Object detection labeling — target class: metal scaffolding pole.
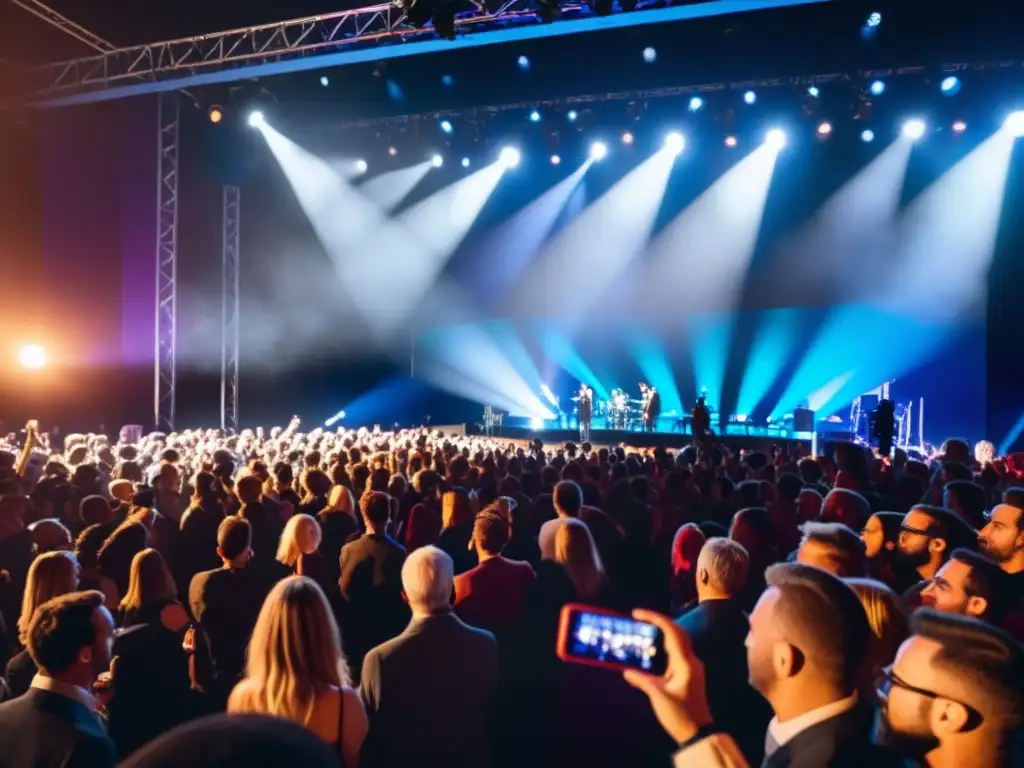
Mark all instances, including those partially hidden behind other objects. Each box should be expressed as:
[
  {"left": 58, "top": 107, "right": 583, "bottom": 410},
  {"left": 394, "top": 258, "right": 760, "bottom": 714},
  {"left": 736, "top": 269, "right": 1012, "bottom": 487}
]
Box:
[
  {"left": 221, "top": 186, "right": 240, "bottom": 433},
  {"left": 155, "top": 91, "right": 179, "bottom": 431},
  {"left": 6, "top": 0, "right": 115, "bottom": 53}
]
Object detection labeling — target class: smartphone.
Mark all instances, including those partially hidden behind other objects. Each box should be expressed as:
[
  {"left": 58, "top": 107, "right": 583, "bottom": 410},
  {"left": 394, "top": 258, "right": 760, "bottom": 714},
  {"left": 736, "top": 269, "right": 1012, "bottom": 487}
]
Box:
[{"left": 556, "top": 603, "right": 667, "bottom": 675}]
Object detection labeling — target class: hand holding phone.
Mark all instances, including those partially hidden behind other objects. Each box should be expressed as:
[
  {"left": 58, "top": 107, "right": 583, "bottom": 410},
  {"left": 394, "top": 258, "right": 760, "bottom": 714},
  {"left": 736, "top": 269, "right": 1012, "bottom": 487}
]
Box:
[
  {"left": 620, "top": 609, "right": 715, "bottom": 745},
  {"left": 556, "top": 604, "right": 667, "bottom": 675}
]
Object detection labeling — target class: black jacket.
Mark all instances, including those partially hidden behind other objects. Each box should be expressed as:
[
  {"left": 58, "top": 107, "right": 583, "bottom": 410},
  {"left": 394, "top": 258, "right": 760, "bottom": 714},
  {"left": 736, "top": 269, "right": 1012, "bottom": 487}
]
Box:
[
  {"left": 763, "top": 701, "right": 899, "bottom": 768},
  {"left": 0, "top": 687, "right": 116, "bottom": 768}
]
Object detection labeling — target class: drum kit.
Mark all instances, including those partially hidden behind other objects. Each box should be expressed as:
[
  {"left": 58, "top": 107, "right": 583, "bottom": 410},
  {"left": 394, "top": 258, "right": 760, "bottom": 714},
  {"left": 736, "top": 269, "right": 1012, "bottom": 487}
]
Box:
[{"left": 572, "top": 386, "right": 648, "bottom": 431}]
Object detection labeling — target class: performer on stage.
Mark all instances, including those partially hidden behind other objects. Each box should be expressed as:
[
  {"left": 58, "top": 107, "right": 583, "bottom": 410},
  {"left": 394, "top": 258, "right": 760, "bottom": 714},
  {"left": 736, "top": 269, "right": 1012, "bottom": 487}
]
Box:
[
  {"left": 577, "top": 384, "right": 593, "bottom": 442},
  {"left": 641, "top": 383, "right": 660, "bottom": 432}
]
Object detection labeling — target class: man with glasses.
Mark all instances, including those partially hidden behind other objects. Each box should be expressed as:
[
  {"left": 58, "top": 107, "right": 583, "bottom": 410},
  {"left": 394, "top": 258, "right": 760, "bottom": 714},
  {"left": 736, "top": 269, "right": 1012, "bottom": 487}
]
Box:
[
  {"left": 875, "top": 610, "right": 1024, "bottom": 767},
  {"left": 622, "top": 607, "right": 1023, "bottom": 768},
  {"left": 896, "top": 504, "right": 977, "bottom": 611}
]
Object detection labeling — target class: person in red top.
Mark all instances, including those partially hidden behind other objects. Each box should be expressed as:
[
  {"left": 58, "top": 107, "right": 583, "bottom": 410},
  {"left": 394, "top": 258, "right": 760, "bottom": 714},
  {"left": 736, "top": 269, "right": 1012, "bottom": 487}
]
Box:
[{"left": 453, "top": 506, "right": 534, "bottom": 638}]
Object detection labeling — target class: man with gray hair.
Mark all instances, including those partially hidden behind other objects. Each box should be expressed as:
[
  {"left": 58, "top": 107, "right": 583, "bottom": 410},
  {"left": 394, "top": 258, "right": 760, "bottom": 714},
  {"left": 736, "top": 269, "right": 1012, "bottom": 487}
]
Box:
[
  {"left": 360, "top": 545, "right": 498, "bottom": 767},
  {"left": 676, "top": 538, "right": 770, "bottom": 763}
]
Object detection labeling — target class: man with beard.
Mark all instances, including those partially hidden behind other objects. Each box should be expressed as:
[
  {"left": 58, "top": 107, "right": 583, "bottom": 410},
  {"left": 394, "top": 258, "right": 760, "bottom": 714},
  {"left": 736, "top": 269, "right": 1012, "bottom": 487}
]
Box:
[
  {"left": 875, "top": 610, "right": 1024, "bottom": 768},
  {"left": 919, "top": 548, "right": 1010, "bottom": 624},
  {"left": 979, "top": 498, "right": 1024, "bottom": 641},
  {"left": 896, "top": 505, "right": 977, "bottom": 612},
  {"left": 622, "top": 607, "right": 1024, "bottom": 768}
]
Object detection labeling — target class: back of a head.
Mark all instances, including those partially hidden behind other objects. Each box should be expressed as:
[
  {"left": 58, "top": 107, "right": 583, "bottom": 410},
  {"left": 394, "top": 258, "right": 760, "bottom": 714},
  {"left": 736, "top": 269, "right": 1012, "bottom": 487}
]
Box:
[
  {"left": 20, "top": 550, "right": 79, "bottom": 642},
  {"left": 765, "top": 562, "right": 871, "bottom": 694},
  {"left": 845, "top": 577, "right": 908, "bottom": 680},
  {"left": 553, "top": 479, "right": 583, "bottom": 517},
  {"left": 236, "top": 475, "right": 263, "bottom": 505},
  {"left": 74, "top": 524, "right": 108, "bottom": 570},
  {"left": 821, "top": 488, "right": 871, "bottom": 530},
  {"left": 218, "top": 515, "right": 252, "bottom": 561},
  {"left": 122, "top": 547, "right": 175, "bottom": 611},
  {"left": 555, "top": 517, "right": 604, "bottom": 598},
  {"left": 28, "top": 590, "right": 105, "bottom": 675},
  {"left": 359, "top": 491, "right": 391, "bottom": 529},
  {"left": 276, "top": 514, "right": 322, "bottom": 567},
  {"left": 698, "top": 537, "right": 749, "bottom": 598},
  {"left": 402, "top": 545, "right": 454, "bottom": 613},
  {"left": 119, "top": 714, "right": 342, "bottom": 768},
  {"left": 441, "top": 487, "right": 472, "bottom": 529},
  {"left": 909, "top": 609, "right": 1024, "bottom": 732},
  {"left": 799, "top": 521, "right": 867, "bottom": 577},
  {"left": 79, "top": 494, "right": 113, "bottom": 527},
  {"left": 473, "top": 510, "right": 510, "bottom": 557}
]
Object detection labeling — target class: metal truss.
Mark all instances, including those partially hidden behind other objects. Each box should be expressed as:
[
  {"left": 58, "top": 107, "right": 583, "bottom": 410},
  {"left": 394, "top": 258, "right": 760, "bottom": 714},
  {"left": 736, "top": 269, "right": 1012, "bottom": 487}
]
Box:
[
  {"left": 7, "top": 0, "right": 114, "bottom": 53},
  {"left": 30, "top": 0, "right": 637, "bottom": 98},
  {"left": 155, "top": 91, "right": 179, "bottom": 432},
  {"left": 220, "top": 186, "right": 241, "bottom": 434}
]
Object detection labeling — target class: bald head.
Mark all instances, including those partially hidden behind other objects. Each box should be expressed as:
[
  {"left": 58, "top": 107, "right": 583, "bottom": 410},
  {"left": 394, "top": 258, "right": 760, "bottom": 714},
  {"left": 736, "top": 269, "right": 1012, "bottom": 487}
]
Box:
[{"left": 401, "top": 545, "right": 454, "bottom": 614}]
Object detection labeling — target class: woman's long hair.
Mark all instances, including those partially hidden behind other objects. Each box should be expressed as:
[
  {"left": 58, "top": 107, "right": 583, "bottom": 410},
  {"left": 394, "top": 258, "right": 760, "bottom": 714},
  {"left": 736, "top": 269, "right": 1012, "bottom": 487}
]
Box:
[
  {"left": 276, "top": 514, "right": 322, "bottom": 568},
  {"left": 325, "top": 484, "right": 357, "bottom": 521},
  {"left": 554, "top": 518, "right": 606, "bottom": 600},
  {"left": 233, "top": 576, "right": 351, "bottom": 725},
  {"left": 18, "top": 551, "right": 79, "bottom": 643},
  {"left": 846, "top": 577, "right": 909, "bottom": 698},
  {"left": 119, "top": 548, "right": 176, "bottom": 613},
  {"left": 442, "top": 487, "right": 473, "bottom": 530}
]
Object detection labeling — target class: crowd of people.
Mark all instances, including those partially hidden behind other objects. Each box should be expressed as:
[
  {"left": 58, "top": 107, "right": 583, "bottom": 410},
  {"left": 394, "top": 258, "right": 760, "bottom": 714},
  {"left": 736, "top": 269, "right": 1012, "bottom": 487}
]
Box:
[{"left": 0, "top": 416, "right": 1021, "bottom": 767}]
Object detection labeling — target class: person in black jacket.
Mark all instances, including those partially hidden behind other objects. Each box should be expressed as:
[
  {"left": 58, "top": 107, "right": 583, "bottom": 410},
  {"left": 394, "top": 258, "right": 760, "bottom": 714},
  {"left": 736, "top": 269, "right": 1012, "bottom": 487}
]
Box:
[
  {"left": 338, "top": 491, "right": 409, "bottom": 678},
  {"left": 0, "top": 590, "right": 117, "bottom": 768},
  {"left": 676, "top": 538, "right": 771, "bottom": 764}
]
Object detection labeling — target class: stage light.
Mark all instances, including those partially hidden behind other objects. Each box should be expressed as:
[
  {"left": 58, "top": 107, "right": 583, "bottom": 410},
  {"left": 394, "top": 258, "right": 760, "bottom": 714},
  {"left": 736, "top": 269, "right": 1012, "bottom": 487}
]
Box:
[
  {"left": 621, "top": 131, "right": 634, "bottom": 145},
  {"left": 940, "top": 76, "right": 960, "bottom": 95},
  {"left": 589, "top": 141, "right": 608, "bottom": 161},
  {"left": 388, "top": 146, "right": 398, "bottom": 156},
  {"left": 320, "top": 76, "right": 329, "bottom": 87},
  {"left": 355, "top": 159, "right": 368, "bottom": 174},
  {"left": 764, "top": 128, "right": 786, "bottom": 150},
  {"left": 860, "top": 129, "right": 875, "bottom": 143},
  {"left": 440, "top": 119, "right": 453, "bottom": 134},
  {"left": 441, "top": 74, "right": 454, "bottom": 87},
  {"left": 744, "top": 90, "right": 757, "bottom": 105},
  {"left": 550, "top": 154, "right": 561, "bottom": 165},
  {"left": 866, "top": 11, "right": 881, "bottom": 27},
  {"left": 431, "top": 153, "right": 444, "bottom": 168},
  {"left": 460, "top": 157, "right": 471, "bottom": 169},
  {"left": 663, "top": 131, "right": 685, "bottom": 155},
  {"left": 724, "top": 135, "right": 738, "bottom": 148},
  {"left": 567, "top": 110, "right": 578, "bottom": 122},
  {"left": 517, "top": 55, "right": 530, "bottom": 71},
  {"left": 208, "top": 106, "right": 223, "bottom": 124},
  {"left": 530, "top": 417, "right": 544, "bottom": 430},
  {"left": 247, "top": 110, "right": 265, "bottom": 128},
  {"left": 643, "top": 47, "right": 656, "bottom": 63},
  {"left": 736, "top": 413, "right": 748, "bottom": 423},
  {"left": 816, "top": 121, "right": 833, "bottom": 137},
  {"left": 500, "top": 146, "right": 521, "bottom": 168},
  {"left": 1003, "top": 111, "right": 1024, "bottom": 137},
  {"left": 688, "top": 96, "right": 704, "bottom": 112},
  {"left": 901, "top": 118, "right": 926, "bottom": 140},
  {"left": 324, "top": 409, "right": 346, "bottom": 427},
  {"left": 529, "top": 109, "right": 541, "bottom": 123},
  {"left": 952, "top": 120, "right": 967, "bottom": 134},
  {"left": 18, "top": 344, "right": 46, "bottom": 370},
  {"left": 870, "top": 80, "right": 885, "bottom": 96},
  {"left": 807, "top": 86, "right": 820, "bottom": 98}
]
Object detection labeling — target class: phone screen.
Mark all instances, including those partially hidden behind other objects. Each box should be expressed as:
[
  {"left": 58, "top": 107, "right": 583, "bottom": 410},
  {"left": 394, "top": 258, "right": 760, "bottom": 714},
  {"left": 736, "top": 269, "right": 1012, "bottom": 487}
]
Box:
[{"left": 563, "top": 608, "right": 667, "bottom": 675}]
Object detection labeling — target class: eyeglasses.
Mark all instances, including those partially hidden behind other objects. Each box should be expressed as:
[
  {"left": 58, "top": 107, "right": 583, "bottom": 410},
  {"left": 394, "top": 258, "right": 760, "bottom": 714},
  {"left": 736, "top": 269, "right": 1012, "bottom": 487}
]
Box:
[
  {"left": 899, "top": 523, "right": 937, "bottom": 537},
  {"left": 875, "top": 668, "right": 984, "bottom": 726}
]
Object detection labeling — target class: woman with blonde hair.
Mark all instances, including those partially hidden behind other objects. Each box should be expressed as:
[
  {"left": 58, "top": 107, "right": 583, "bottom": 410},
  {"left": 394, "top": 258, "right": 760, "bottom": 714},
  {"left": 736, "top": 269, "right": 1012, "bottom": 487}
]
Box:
[
  {"left": 6, "top": 550, "right": 80, "bottom": 696},
  {"left": 554, "top": 518, "right": 607, "bottom": 601},
  {"left": 119, "top": 548, "right": 190, "bottom": 632},
  {"left": 324, "top": 484, "right": 358, "bottom": 523},
  {"left": 228, "top": 576, "right": 368, "bottom": 766},
  {"left": 845, "top": 577, "right": 909, "bottom": 698},
  {"left": 277, "top": 513, "right": 329, "bottom": 587}
]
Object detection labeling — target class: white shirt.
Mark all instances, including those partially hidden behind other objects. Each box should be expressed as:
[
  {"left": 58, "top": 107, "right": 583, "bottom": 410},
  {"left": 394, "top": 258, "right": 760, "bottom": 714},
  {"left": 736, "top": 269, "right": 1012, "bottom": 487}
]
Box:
[
  {"left": 766, "top": 692, "right": 858, "bottom": 755},
  {"left": 538, "top": 517, "right": 568, "bottom": 560},
  {"left": 30, "top": 673, "right": 99, "bottom": 714}
]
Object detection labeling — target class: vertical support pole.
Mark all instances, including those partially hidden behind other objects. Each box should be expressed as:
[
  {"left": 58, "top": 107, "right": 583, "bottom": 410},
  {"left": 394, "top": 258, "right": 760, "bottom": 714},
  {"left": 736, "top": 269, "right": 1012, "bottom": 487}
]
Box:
[
  {"left": 221, "top": 186, "right": 240, "bottom": 433},
  {"left": 155, "top": 91, "right": 179, "bottom": 432}
]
